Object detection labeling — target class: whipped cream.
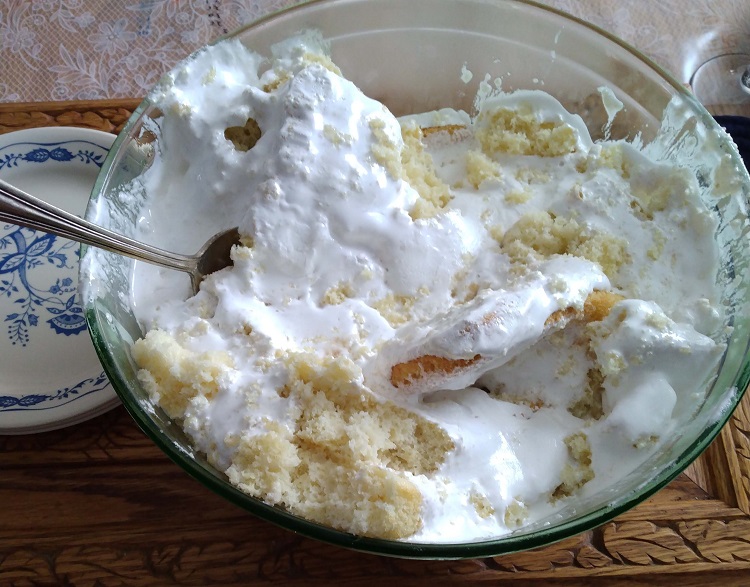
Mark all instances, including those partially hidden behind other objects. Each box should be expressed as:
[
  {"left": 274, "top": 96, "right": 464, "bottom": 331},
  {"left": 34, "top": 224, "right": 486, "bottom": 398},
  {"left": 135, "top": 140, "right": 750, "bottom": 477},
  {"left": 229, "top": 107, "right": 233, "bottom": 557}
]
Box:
[{"left": 124, "top": 33, "right": 726, "bottom": 542}]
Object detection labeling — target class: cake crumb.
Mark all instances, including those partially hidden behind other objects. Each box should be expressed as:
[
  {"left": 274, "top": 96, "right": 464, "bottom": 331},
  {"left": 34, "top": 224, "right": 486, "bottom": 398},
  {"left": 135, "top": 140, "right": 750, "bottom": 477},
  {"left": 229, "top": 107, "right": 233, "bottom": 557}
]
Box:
[
  {"left": 324, "top": 124, "right": 353, "bottom": 146},
  {"left": 372, "top": 293, "right": 418, "bottom": 327},
  {"left": 322, "top": 282, "right": 355, "bottom": 306},
  {"left": 551, "top": 432, "right": 594, "bottom": 501},
  {"left": 568, "top": 368, "right": 605, "bottom": 420},
  {"left": 504, "top": 499, "right": 528, "bottom": 528},
  {"left": 401, "top": 124, "right": 452, "bottom": 219},
  {"left": 515, "top": 167, "right": 551, "bottom": 184},
  {"left": 470, "top": 491, "right": 495, "bottom": 518},
  {"left": 465, "top": 149, "right": 501, "bottom": 188},
  {"left": 371, "top": 121, "right": 452, "bottom": 219},
  {"left": 505, "top": 188, "right": 533, "bottom": 204},
  {"left": 501, "top": 211, "right": 630, "bottom": 278},
  {"left": 225, "top": 117, "right": 262, "bottom": 152},
  {"left": 132, "top": 330, "right": 234, "bottom": 420},
  {"left": 477, "top": 105, "right": 578, "bottom": 157}
]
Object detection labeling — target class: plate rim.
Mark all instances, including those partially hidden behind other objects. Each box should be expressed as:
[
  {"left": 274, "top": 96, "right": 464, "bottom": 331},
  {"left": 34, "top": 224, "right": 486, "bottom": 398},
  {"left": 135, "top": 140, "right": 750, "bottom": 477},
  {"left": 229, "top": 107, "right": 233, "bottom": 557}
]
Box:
[{"left": 0, "top": 126, "right": 120, "bottom": 434}]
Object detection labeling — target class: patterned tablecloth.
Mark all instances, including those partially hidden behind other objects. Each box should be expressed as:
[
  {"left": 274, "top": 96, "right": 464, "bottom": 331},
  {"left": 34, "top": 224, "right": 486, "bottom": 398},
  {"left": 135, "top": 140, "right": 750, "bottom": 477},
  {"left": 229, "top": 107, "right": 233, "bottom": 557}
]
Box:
[{"left": 1, "top": 0, "right": 749, "bottom": 104}]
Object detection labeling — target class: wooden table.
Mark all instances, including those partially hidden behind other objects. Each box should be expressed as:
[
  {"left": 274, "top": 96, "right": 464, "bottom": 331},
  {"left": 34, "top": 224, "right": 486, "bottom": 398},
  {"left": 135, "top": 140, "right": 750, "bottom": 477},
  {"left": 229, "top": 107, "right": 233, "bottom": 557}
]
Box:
[{"left": 2, "top": 100, "right": 750, "bottom": 586}]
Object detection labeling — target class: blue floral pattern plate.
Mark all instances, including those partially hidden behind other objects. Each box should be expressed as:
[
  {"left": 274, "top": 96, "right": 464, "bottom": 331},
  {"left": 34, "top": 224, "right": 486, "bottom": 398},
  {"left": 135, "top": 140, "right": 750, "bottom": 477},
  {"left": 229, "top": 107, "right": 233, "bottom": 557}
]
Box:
[{"left": 0, "top": 127, "right": 119, "bottom": 434}]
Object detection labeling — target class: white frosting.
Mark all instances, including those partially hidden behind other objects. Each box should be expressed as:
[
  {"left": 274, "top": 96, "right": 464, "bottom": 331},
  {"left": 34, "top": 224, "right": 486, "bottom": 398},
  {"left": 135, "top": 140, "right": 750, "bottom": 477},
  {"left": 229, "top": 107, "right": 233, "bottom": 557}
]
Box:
[{"left": 125, "top": 36, "right": 726, "bottom": 543}]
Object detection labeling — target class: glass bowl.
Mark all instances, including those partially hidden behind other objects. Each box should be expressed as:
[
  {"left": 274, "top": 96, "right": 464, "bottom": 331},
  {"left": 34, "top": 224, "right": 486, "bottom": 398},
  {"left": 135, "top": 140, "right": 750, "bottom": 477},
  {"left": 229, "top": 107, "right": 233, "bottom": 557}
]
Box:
[{"left": 80, "top": 0, "right": 750, "bottom": 559}]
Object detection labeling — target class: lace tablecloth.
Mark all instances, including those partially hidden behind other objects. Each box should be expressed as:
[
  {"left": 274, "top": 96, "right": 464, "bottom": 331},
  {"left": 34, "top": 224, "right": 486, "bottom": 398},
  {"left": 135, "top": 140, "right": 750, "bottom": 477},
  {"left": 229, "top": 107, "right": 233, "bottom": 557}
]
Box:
[{"left": 2, "top": 0, "right": 749, "bottom": 103}]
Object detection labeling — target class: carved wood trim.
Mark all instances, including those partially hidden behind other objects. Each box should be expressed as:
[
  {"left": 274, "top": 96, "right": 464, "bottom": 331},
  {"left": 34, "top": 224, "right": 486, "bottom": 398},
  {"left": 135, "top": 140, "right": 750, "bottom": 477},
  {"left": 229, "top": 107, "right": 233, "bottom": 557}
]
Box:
[{"left": 685, "top": 392, "right": 750, "bottom": 514}]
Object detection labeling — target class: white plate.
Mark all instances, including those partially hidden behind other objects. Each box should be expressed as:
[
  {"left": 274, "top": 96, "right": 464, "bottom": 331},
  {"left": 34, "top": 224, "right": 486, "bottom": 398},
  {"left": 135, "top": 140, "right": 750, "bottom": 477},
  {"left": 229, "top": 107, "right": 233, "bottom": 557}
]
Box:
[{"left": 0, "top": 127, "right": 119, "bottom": 434}]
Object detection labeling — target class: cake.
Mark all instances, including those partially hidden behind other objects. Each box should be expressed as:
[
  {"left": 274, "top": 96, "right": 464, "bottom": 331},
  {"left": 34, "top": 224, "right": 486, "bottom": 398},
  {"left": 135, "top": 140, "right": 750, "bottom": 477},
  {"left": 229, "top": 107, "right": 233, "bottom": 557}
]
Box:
[{"left": 124, "top": 32, "right": 725, "bottom": 542}]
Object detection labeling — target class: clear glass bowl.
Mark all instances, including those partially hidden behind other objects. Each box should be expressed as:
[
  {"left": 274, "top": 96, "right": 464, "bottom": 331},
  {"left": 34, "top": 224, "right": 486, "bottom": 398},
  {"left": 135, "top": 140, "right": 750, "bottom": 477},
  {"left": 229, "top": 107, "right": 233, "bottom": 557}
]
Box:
[{"left": 81, "top": 0, "right": 750, "bottom": 559}]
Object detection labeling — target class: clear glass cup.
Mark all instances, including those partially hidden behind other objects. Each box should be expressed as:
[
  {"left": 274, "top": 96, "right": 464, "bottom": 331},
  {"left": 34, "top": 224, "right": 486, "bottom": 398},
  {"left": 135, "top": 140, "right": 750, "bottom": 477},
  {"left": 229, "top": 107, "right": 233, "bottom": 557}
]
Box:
[{"left": 690, "top": 52, "right": 750, "bottom": 116}]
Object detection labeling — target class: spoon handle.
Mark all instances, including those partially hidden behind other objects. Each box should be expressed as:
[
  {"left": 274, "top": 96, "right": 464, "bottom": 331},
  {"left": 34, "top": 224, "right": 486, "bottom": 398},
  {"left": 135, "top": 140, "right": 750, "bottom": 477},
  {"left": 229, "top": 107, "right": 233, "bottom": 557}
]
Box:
[{"left": 0, "top": 178, "right": 197, "bottom": 274}]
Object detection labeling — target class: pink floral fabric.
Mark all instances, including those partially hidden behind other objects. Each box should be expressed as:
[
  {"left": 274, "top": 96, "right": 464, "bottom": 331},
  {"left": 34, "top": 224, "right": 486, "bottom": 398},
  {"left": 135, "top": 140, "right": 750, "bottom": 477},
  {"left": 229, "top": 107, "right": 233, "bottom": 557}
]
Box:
[{"left": 1, "top": 0, "right": 749, "bottom": 103}]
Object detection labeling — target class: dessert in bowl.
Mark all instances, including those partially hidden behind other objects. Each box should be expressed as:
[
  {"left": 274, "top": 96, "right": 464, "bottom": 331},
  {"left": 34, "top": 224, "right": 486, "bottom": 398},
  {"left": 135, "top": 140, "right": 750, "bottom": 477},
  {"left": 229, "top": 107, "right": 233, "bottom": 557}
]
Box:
[{"left": 81, "top": 0, "right": 750, "bottom": 558}]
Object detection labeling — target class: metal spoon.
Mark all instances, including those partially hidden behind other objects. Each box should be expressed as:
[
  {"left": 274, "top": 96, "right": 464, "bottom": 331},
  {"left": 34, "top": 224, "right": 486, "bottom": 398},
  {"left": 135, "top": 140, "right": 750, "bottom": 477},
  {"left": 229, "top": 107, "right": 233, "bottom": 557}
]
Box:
[{"left": 0, "top": 178, "right": 240, "bottom": 293}]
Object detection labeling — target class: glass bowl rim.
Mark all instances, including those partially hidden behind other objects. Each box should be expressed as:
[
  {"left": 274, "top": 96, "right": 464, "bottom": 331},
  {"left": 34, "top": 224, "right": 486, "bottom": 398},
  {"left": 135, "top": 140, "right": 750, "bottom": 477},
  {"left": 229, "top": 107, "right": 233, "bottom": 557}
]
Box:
[{"left": 84, "top": 0, "right": 750, "bottom": 559}]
